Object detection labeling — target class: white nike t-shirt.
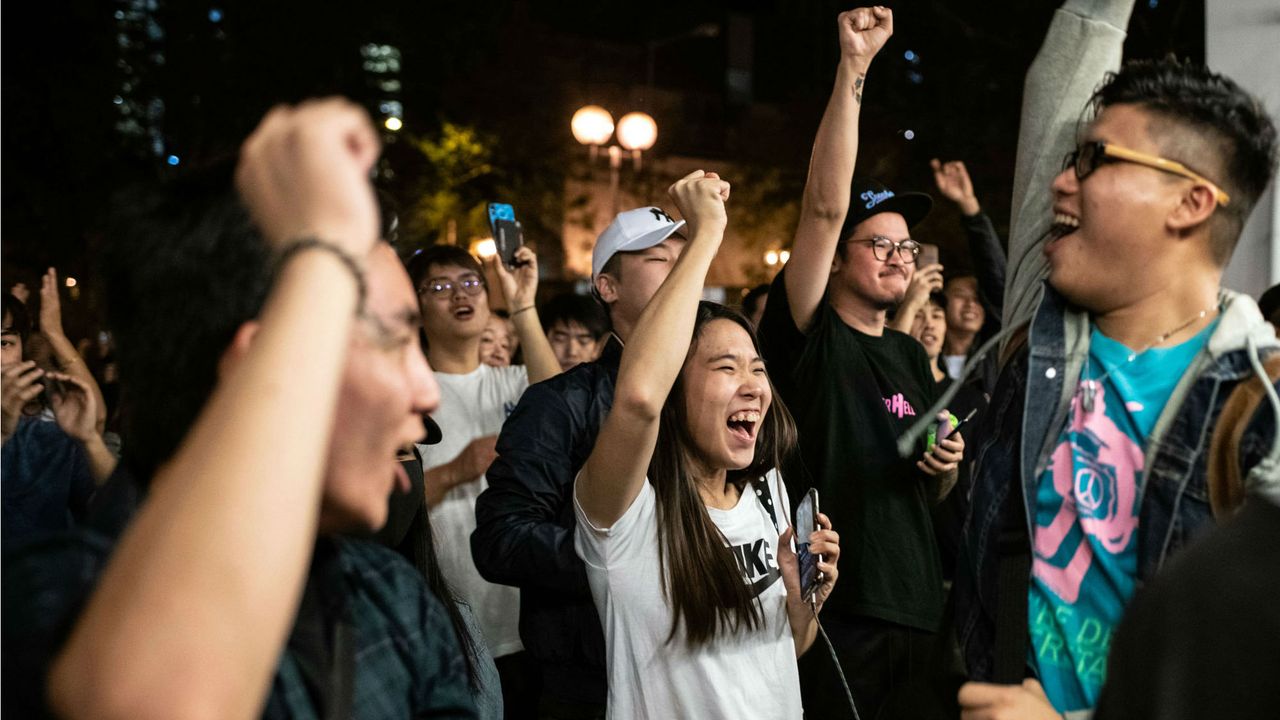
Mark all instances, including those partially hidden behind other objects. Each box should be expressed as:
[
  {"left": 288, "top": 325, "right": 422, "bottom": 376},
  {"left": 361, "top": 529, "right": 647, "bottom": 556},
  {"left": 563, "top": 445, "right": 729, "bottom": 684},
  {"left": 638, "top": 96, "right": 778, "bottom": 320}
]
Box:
[
  {"left": 574, "top": 470, "right": 803, "bottom": 720},
  {"left": 419, "top": 363, "right": 527, "bottom": 659}
]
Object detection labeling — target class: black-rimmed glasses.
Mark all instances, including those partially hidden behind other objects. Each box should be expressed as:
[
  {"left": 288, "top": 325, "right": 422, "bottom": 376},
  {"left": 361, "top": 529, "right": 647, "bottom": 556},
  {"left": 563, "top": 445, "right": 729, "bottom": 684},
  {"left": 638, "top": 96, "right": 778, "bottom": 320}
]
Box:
[{"left": 847, "top": 236, "right": 921, "bottom": 263}]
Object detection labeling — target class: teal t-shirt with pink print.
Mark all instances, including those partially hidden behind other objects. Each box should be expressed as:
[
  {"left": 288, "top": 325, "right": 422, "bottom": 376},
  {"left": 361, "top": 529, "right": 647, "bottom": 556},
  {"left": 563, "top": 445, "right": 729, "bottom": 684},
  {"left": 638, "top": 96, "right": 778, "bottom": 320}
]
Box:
[{"left": 1028, "top": 320, "right": 1215, "bottom": 712}]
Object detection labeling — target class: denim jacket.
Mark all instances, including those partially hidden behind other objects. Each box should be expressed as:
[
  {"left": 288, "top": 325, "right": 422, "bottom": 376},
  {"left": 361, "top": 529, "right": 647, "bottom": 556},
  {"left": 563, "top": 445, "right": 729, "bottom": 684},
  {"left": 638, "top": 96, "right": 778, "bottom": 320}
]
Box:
[
  {"left": 953, "top": 284, "right": 1280, "bottom": 681},
  {"left": 903, "top": 0, "right": 1280, "bottom": 691}
]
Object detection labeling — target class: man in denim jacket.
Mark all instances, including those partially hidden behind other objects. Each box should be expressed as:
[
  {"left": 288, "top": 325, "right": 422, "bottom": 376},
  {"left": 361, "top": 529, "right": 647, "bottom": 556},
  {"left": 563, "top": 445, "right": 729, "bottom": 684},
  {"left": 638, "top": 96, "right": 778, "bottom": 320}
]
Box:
[{"left": 937, "top": 1, "right": 1280, "bottom": 717}]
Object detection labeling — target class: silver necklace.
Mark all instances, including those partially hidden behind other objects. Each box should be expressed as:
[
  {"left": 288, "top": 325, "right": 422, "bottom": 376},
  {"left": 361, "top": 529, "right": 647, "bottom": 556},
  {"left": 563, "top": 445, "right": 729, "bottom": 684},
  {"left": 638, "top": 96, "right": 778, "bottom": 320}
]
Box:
[{"left": 1079, "top": 304, "right": 1219, "bottom": 414}]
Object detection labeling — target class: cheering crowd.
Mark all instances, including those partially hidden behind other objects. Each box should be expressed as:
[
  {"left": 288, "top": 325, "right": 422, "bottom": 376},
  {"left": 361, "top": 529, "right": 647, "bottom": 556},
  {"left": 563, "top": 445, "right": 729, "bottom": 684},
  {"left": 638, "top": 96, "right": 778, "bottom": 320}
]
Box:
[{"left": 3, "top": 1, "right": 1279, "bottom": 719}]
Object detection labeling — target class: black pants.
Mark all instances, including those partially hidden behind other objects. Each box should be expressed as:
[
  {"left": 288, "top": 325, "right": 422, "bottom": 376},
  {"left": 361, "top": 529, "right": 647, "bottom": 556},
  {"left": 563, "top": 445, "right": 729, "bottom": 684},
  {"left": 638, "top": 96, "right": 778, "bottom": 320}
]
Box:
[{"left": 799, "top": 614, "right": 939, "bottom": 720}]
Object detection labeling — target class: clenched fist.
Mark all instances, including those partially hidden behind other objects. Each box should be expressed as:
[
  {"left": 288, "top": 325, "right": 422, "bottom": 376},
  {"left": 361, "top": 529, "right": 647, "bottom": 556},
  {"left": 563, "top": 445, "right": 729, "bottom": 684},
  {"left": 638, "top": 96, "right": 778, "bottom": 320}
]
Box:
[
  {"left": 838, "top": 6, "right": 893, "bottom": 65},
  {"left": 667, "top": 170, "right": 731, "bottom": 240},
  {"left": 235, "top": 98, "right": 382, "bottom": 256}
]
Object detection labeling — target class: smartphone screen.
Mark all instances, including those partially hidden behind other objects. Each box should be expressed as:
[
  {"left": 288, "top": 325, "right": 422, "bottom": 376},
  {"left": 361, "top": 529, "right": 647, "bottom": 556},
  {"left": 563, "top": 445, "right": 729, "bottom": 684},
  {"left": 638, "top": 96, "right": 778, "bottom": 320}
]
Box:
[{"left": 795, "top": 488, "right": 820, "bottom": 603}]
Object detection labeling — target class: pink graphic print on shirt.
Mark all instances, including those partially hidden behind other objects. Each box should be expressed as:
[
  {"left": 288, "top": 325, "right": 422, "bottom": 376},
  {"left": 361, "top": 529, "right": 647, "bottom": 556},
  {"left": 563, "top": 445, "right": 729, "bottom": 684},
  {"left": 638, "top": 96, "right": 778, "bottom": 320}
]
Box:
[
  {"left": 883, "top": 393, "right": 916, "bottom": 418},
  {"left": 1032, "top": 383, "right": 1143, "bottom": 604}
]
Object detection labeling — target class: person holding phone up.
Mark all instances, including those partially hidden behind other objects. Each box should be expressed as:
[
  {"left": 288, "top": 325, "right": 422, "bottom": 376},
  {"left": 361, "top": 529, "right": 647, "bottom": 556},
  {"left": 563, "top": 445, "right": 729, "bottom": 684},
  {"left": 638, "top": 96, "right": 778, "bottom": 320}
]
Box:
[
  {"left": 573, "top": 169, "right": 841, "bottom": 719},
  {"left": 754, "top": 7, "right": 965, "bottom": 719}
]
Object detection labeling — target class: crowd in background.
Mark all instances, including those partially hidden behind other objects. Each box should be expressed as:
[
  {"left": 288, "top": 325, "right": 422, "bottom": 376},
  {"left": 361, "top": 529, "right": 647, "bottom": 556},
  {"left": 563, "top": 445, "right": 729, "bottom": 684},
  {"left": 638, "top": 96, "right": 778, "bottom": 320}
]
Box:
[{"left": 3, "top": 2, "right": 1280, "bottom": 720}]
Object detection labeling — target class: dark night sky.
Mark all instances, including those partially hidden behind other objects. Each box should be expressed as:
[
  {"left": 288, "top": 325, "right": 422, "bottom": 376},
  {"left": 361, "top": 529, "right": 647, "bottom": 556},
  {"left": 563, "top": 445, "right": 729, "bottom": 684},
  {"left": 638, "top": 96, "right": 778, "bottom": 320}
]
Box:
[{"left": 1, "top": 0, "right": 1203, "bottom": 333}]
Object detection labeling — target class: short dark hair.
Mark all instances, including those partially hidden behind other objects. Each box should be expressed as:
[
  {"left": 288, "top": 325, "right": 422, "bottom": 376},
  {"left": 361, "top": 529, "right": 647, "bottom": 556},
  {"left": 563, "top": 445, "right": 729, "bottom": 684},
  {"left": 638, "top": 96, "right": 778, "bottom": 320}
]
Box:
[
  {"left": 741, "top": 284, "right": 770, "bottom": 318},
  {"left": 540, "top": 292, "right": 609, "bottom": 339},
  {"left": 102, "top": 169, "right": 272, "bottom": 482},
  {"left": 3, "top": 293, "right": 32, "bottom": 345},
  {"left": 591, "top": 250, "right": 626, "bottom": 317},
  {"left": 405, "top": 245, "right": 483, "bottom": 290},
  {"left": 1091, "top": 57, "right": 1278, "bottom": 264},
  {"left": 598, "top": 252, "right": 623, "bottom": 281}
]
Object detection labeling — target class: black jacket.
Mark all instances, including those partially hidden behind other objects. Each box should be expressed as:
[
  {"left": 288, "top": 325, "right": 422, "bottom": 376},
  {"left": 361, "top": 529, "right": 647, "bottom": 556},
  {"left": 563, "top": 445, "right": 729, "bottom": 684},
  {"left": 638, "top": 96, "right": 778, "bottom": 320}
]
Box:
[
  {"left": 957, "top": 210, "right": 1006, "bottom": 398},
  {"left": 470, "top": 337, "right": 620, "bottom": 710}
]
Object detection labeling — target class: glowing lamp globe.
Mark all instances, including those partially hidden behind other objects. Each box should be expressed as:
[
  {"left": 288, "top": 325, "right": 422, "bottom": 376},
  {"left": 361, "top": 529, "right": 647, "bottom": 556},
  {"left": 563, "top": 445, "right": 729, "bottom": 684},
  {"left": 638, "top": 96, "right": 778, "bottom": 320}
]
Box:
[
  {"left": 571, "top": 105, "right": 615, "bottom": 146},
  {"left": 616, "top": 112, "right": 657, "bottom": 151}
]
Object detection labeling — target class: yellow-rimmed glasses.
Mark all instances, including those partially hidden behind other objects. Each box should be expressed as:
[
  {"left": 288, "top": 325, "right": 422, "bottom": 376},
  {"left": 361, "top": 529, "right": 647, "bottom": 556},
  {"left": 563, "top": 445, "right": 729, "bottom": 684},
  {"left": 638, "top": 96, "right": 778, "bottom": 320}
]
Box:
[{"left": 1063, "top": 141, "right": 1230, "bottom": 206}]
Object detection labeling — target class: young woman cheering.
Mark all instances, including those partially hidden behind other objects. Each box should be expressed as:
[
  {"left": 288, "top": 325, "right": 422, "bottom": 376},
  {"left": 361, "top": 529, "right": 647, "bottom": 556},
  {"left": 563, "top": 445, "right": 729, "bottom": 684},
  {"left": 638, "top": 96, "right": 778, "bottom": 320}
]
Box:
[{"left": 574, "top": 170, "right": 841, "bottom": 719}]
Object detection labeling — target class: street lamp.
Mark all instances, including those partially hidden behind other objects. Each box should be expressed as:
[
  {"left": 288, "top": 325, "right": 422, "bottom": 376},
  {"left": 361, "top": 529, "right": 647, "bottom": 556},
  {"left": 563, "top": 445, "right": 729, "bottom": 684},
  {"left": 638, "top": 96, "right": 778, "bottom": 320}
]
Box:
[
  {"left": 571, "top": 105, "right": 615, "bottom": 161},
  {"left": 573, "top": 105, "right": 658, "bottom": 213},
  {"left": 616, "top": 111, "right": 657, "bottom": 170}
]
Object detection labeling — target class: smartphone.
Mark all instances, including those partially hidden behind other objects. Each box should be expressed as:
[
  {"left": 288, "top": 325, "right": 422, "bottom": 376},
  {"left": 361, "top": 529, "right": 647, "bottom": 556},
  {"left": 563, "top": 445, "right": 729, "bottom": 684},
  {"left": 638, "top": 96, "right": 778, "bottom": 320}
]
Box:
[
  {"left": 946, "top": 408, "right": 978, "bottom": 440},
  {"left": 494, "top": 219, "right": 525, "bottom": 267},
  {"left": 486, "top": 202, "right": 515, "bottom": 228},
  {"left": 486, "top": 202, "right": 524, "bottom": 267},
  {"left": 795, "top": 488, "right": 821, "bottom": 605},
  {"left": 919, "top": 242, "right": 940, "bottom": 268}
]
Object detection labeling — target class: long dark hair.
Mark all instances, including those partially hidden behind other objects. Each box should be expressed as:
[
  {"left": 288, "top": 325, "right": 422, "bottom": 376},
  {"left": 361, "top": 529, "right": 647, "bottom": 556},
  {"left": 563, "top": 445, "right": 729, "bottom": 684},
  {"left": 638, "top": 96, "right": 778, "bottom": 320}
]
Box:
[{"left": 649, "top": 302, "right": 797, "bottom": 647}]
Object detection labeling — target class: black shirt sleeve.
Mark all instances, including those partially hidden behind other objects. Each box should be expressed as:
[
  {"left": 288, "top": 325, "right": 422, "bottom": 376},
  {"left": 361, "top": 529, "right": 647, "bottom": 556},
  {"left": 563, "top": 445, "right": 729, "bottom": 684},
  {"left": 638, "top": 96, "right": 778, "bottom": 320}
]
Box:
[
  {"left": 960, "top": 211, "right": 1006, "bottom": 330},
  {"left": 756, "top": 267, "right": 810, "bottom": 384}
]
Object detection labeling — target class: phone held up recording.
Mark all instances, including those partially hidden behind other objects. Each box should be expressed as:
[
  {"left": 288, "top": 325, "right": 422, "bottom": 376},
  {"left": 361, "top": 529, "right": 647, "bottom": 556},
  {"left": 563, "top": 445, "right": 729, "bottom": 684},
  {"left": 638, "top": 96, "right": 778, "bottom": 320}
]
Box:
[
  {"left": 795, "top": 488, "right": 822, "bottom": 608},
  {"left": 487, "top": 202, "right": 525, "bottom": 268}
]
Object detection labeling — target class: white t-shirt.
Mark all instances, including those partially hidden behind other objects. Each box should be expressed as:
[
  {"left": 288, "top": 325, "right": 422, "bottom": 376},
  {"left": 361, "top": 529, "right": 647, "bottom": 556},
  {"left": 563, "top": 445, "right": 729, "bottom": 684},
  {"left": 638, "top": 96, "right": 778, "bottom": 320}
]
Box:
[
  {"left": 419, "top": 363, "right": 528, "bottom": 659},
  {"left": 944, "top": 354, "right": 966, "bottom": 380},
  {"left": 574, "top": 470, "right": 803, "bottom": 720}
]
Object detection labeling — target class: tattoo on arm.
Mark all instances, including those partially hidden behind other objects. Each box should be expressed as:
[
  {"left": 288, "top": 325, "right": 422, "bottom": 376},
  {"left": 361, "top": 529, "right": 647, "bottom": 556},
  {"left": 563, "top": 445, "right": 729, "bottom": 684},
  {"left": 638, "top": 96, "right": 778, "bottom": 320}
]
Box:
[{"left": 854, "top": 75, "right": 864, "bottom": 105}]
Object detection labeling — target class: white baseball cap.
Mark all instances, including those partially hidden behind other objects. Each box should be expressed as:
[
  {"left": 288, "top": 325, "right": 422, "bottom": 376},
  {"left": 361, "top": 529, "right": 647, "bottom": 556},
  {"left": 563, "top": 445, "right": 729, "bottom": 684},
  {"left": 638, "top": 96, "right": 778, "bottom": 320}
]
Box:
[{"left": 591, "top": 207, "right": 686, "bottom": 280}]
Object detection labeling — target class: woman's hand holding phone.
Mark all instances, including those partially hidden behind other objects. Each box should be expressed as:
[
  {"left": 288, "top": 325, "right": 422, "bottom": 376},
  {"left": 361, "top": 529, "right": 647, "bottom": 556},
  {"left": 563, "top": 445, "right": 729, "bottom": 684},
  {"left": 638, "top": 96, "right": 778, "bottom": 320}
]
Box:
[{"left": 779, "top": 511, "right": 840, "bottom": 615}]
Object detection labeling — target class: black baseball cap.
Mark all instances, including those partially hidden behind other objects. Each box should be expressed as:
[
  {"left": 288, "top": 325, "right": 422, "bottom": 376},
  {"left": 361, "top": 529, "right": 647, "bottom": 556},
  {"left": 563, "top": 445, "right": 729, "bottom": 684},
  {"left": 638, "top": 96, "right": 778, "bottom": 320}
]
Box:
[{"left": 839, "top": 177, "right": 933, "bottom": 242}]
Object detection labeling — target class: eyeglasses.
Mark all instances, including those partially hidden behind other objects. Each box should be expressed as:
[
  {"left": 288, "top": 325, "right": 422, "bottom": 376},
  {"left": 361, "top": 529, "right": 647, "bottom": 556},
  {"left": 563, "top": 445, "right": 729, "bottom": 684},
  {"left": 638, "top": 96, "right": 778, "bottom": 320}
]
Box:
[
  {"left": 1063, "top": 141, "right": 1230, "bottom": 207},
  {"left": 847, "top": 236, "right": 921, "bottom": 263},
  {"left": 418, "top": 273, "right": 485, "bottom": 298}
]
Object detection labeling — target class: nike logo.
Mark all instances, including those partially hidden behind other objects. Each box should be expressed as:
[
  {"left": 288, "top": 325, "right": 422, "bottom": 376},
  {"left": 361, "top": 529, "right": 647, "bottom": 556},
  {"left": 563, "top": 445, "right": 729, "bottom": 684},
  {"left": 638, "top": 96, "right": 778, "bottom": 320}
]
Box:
[{"left": 747, "top": 567, "right": 782, "bottom": 598}]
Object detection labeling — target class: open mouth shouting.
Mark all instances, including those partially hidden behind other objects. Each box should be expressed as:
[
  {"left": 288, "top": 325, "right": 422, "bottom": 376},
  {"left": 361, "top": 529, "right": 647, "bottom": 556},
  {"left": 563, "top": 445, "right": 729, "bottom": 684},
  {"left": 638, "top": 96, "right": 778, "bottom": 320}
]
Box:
[
  {"left": 1048, "top": 210, "right": 1080, "bottom": 241},
  {"left": 726, "top": 409, "right": 761, "bottom": 445},
  {"left": 451, "top": 303, "right": 476, "bottom": 321}
]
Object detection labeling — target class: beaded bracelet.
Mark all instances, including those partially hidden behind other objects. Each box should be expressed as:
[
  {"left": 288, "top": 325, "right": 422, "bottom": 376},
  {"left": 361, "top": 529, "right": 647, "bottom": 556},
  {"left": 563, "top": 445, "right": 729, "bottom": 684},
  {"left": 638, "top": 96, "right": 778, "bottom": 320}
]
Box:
[{"left": 276, "top": 238, "right": 367, "bottom": 312}]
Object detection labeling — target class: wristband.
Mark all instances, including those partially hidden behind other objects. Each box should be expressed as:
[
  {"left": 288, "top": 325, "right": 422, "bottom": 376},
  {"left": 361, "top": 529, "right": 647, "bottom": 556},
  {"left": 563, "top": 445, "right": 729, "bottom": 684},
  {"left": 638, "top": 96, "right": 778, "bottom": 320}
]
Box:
[
  {"left": 276, "top": 237, "right": 367, "bottom": 312},
  {"left": 511, "top": 305, "right": 536, "bottom": 317}
]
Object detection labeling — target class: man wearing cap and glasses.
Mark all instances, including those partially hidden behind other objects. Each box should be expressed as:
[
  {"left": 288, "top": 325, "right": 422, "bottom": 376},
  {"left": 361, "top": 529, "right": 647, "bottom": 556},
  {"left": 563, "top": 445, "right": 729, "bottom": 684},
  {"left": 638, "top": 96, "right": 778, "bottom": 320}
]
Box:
[
  {"left": 754, "top": 7, "right": 965, "bottom": 719},
  {"left": 471, "top": 206, "right": 687, "bottom": 719}
]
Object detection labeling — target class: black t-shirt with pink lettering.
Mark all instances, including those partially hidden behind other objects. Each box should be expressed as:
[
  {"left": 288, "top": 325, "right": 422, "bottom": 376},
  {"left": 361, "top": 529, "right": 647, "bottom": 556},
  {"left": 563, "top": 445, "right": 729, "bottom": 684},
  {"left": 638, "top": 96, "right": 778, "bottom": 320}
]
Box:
[{"left": 757, "top": 268, "right": 943, "bottom": 631}]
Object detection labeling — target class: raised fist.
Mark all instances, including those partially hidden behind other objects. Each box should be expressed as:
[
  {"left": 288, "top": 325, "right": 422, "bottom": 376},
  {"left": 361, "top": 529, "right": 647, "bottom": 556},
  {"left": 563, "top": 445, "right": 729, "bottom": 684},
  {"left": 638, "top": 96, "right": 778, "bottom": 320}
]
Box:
[
  {"left": 235, "top": 98, "right": 382, "bottom": 256},
  {"left": 838, "top": 6, "right": 893, "bottom": 64},
  {"left": 667, "top": 170, "right": 731, "bottom": 239}
]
